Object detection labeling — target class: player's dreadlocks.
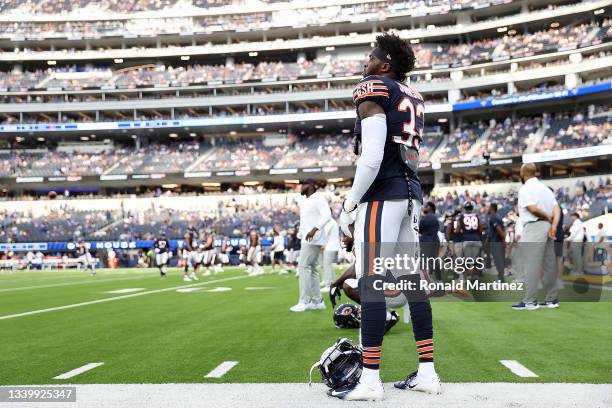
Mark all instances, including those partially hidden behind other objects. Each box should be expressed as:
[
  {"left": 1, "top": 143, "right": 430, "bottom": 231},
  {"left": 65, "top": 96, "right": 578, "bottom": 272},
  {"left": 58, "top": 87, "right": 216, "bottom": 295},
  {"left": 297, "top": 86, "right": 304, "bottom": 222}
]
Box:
[{"left": 375, "top": 33, "right": 416, "bottom": 82}]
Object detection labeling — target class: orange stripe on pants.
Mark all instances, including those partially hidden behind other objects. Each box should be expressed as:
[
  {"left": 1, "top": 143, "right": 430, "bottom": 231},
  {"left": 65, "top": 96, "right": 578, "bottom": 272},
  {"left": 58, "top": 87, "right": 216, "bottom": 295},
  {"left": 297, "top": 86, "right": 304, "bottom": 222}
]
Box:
[{"left": 368, "top": 201, "right": 379, "bottom": 276}]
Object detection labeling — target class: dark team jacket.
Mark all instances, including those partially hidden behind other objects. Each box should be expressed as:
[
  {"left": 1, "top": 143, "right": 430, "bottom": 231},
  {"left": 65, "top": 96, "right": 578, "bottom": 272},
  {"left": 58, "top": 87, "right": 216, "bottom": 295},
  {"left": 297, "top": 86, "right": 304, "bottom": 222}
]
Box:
[
  {"left": 155, "top": 239, "right": 169, "bottom": 253},
  {"left": 353, "top": 75, "right": 424, "bottom": 204},
  {"left": 487, "top": 213, "right": 504, "bottom": 243}
]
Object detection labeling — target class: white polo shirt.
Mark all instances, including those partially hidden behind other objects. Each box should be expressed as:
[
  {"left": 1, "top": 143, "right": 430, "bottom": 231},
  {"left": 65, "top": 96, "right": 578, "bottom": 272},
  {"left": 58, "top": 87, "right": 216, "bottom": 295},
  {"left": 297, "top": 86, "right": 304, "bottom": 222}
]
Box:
[
  {"left": 517, "top": 177, "right": 557, "bottom": 224},
  {"left": 567, "top": 218, "right": 584, "bottom": 242},
  {"left": 298, "top": 192, "right": 332, "bottom": 246}
]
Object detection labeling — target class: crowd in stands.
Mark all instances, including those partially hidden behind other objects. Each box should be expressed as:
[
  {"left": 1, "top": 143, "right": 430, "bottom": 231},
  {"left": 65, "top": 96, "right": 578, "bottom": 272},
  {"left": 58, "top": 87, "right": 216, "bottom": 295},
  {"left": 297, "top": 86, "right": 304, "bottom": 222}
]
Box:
[
  {"left": 1, "top": 19, "right": 609, "bottom": 94},
  {"left": 475, "top": 117, "right": 540, "bottom": 158},
  {"left": 1, "top": 176, "right": 609, "bottom": 244},
  {"left": 109, "top": 142, "right": 206, "bottom": 175},
  {"left": 192, "top": 139, "right": 286, "bottom": 172},
  {"left": 0, "top": 149, "right": 119, "bottom": 177},
  {"left": 0, "top": 207, "right": 116, "bottom": 243},
  {"left": 0, "top": 104, "right": 609, "bottom": 179},
  {"left": 435, "top": 122, "right": 486, "bottom": 162},
  {"left": 537, "top": 109, "right": 612, "bottom": 152},
  {"left": 104, "top": 199, "right": 301, "bottom": 242},
  {"left": 0, "top": 1, "right": 603, "bottom": 43},
  {"left": 0, "top": 134, "right": 358, "bottom": 177}
]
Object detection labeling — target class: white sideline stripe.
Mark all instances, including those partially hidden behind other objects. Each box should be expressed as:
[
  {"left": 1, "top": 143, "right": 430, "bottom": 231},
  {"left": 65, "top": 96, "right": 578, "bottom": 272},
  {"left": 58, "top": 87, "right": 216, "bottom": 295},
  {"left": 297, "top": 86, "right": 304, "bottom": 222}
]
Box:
[
  {"left": 105, "top": 288, "right": 145, "bottom": 294},
  {"left": 0, "top": 275, "right": 251, "bottom": 321},
  {"left": 8, "top": 383, "right": 612, "bottom": 408},
  {"left": 53, "top": 363, "right": 104, "bottom": 380},
  {"left": 0, "top": 276, "right": 151, "bottom": 293},
  {"left": 245, "top": 286, "right": 276, "bottom": 290},
  {"left": 500, "top": 360, "right": 539, "bottom": 377},
  {"left": 205, "top": 361, "right": 238, "bottom": 378}
]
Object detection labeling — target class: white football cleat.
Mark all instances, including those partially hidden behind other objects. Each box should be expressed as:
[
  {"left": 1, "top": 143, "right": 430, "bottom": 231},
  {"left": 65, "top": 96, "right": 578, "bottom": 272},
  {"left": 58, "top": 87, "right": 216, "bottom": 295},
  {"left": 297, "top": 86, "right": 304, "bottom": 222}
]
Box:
[
  {"left": 394, "top": 370, "right": 442, "bottom": 394},
  {"left": 307, "top": 301, "right": 326, "bottom": 310},
  {"left": 189, "top": 273, "right": 199, "bottom": 280},
  {"left": 289, "top": 302, "right": 308, "bottom": 312},
  {"left": 183, "top": 276, "right": 192, "bottom": 282},
  {"left": 328, "top": 380, "right": 384, "bottom": 401},
  {"left": 320, "top": 286, "right": 330, "bottom": 293}
]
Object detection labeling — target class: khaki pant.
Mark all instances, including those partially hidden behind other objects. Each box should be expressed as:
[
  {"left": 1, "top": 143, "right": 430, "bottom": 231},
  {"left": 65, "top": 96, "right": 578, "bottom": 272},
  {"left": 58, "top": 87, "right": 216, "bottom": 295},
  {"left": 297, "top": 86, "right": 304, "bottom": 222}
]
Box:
[
  {"left": 298, "top": 242, "right": 323, "bottom": 304},
  {"left": 321, "top": 250, "right": 337, "bottom": 287},
  {"left": 519, "top": 220, "right": 558, "bottom": 304},
  {"left": 568, "top": 243, "right": 584, "bottom": 275}
]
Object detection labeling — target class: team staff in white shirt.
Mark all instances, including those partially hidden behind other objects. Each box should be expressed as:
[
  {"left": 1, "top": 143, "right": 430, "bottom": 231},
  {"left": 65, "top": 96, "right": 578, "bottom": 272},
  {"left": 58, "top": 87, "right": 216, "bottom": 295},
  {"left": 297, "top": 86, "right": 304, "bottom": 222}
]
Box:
[
  {"left": 514, "top": 163, "right": 561, "bottom": 310},
  {"left": 566, "top": 212, "right": 585, "bottom": 274},
  {"left": 290, "top": 179, "right": 332, "bottom": 312}
]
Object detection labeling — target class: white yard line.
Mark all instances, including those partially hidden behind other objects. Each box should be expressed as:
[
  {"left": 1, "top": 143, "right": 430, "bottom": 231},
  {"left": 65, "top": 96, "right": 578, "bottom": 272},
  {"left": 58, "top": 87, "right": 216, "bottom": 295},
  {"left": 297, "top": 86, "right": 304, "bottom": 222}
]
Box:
[
  {"left": 499, "top": 360, "right": 539, "bottom": 377},
  {"left": 105, "top": 288, "right": 145, "bottom": 294},
  {"left": 53, "top": 363, "right": 104, "bottom": 380},
  {"left": 0, "top": 271, "right": 153, "bottom": 285},
  {"left": 0, "top": 276, "right": 151, "bottom": 293},
  {"left": 204, "top": 362, "right": 239, "bottom": 378},
  {"left": 0, "top": 275, "right": 251, "bottom": 321}
]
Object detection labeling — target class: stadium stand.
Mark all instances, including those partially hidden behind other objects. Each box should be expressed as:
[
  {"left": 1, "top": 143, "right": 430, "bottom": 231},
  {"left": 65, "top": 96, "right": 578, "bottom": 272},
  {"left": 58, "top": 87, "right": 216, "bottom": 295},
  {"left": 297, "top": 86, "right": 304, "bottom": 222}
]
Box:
[{"left": 1, "top": 20, "right": 610, "bottom": 93}]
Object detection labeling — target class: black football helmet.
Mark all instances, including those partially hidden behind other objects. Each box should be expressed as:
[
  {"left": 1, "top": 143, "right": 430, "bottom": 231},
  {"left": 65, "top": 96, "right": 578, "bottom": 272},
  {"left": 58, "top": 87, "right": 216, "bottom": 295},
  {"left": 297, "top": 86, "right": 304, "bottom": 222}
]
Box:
[
  {"left": 309, "top": 338, "right": 362, "bottom": 390},
  {"left": 333, "top": 303, "right": 360, "bottom": 329}
]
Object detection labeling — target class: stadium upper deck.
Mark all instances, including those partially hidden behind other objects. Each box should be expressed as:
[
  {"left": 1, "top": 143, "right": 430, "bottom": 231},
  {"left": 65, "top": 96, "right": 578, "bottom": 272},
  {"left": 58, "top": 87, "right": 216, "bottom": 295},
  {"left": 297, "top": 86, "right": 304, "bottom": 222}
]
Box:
[
  {"left": 0, "top": 0, "right": 610, "bottom": 195},
  {"left": 0, "top": 0, "right": 608, "bottom": 59}
]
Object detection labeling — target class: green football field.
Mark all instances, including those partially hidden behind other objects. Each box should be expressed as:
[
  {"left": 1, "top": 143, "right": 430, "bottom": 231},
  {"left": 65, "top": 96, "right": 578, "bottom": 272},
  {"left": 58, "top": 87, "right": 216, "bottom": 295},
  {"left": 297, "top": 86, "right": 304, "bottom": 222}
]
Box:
[{"left": 0, "top": 267, "right": 610, "bottom": 385}]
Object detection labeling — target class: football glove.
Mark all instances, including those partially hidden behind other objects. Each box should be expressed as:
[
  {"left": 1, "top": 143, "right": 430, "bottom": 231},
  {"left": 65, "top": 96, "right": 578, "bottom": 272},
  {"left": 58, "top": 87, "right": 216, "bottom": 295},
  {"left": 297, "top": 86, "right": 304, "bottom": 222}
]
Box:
[
  {"left": 339, "top": 199, "right": 358, "bottom": 238},
  {"left": 329, "top": 285, "right": 341, "bottom": 308}
]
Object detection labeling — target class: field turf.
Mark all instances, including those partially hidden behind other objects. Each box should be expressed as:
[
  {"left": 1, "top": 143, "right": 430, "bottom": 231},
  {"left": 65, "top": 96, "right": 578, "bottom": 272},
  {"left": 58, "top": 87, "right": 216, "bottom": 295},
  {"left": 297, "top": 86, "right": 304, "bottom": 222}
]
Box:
[{"left": 0, "top": 267, "right": 610, "bottom": 385}]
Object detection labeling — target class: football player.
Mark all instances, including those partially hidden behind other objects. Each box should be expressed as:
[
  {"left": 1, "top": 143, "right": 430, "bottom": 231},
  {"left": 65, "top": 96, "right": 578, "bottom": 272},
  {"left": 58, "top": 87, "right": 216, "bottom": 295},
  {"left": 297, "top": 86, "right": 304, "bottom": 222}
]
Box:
[
  {"left": 201, "top": 232, "right": 215, "bottom": 276},
  {"left": 182, "top": 226, "right": 199, "bottom": 282},
  {"left": 285, "top": 225, "right": 300, "bottom": 274},
  {"left": 455, "top": 201, "right": 485, "bottom": 279},
  {"left": 445, "top": 209, "right": 462, "bottom": 259},
  {"left": 154, "top": 232, "right": 170, "bottom": 277},
  {"left": 192, "top": 244, "right": 206, "bottom": 274},
  {"left": 210, "top": 232, "right": 224, "bottom": 274},
  {"left": 76, "top": 242, "right": 96, "bottom": 276},
  {"left": 246, "top": 229, "right": 263, "bottom": 275},
  {"left": 218, "top": 236, "right": 232, "bottom": 271},
  {"left": 335, "top": 33, "right": 440, "bottom": 400}
]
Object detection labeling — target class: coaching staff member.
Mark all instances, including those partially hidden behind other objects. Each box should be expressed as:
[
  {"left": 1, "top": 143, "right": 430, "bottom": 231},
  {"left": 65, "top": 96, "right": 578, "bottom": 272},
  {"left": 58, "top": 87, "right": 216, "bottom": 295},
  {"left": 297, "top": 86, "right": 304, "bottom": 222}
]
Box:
[
  {"left": 513, "top": 163, "right": 561, "bottom": 310},
  {"left": 290, "top": 179, "right": 331, "bottom": 312}
]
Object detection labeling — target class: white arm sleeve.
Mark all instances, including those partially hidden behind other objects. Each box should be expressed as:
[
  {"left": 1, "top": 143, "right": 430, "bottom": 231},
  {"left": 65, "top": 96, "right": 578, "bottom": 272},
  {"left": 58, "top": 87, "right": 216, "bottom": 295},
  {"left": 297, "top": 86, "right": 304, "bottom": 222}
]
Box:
[{"left": 347, "top": 113, "right": 387, "bottom": 206}]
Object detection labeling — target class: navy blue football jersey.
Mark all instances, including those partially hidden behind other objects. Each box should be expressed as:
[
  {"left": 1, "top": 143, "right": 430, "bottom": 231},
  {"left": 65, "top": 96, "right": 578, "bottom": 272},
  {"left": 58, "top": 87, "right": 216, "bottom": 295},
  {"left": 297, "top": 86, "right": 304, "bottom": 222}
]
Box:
[
  {"left": 459, "top": 212, "right": 482, "bottom": 242},
  {"left": 353, "top": 75, "right": 424, "bottom": 203},
  {"left": 155, "top": 238, "right": 169, "bottom": 253}
]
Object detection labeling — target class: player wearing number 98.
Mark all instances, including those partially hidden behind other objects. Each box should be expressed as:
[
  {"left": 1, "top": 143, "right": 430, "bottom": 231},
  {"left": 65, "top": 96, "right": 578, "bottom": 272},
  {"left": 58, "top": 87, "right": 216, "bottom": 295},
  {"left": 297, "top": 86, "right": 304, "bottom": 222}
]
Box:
[
  {"left": 455, "top": 201, "right": 485, "bottom": 279},
  {"left": 334, "top": 33, "right": 440, "bottom": 401}
]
